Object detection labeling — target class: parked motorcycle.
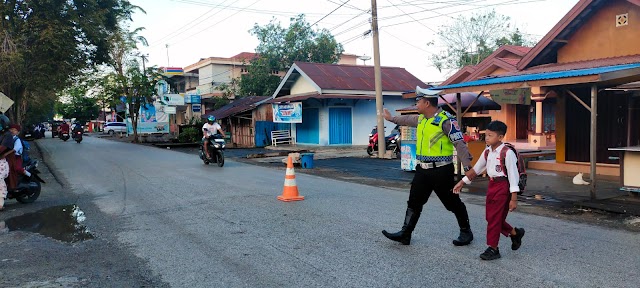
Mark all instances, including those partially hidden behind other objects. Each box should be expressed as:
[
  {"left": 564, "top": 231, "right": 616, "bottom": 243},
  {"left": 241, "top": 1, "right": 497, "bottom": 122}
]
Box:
[
  {"left": 6, "top": 159, "right": 45, "bottom": 204},
  {"left": 199, "top": 131, "right": 225, "bottom": 167},
  {"left": 73, "top": 130, "right": 83, "bottom": 143},
  {"left": 367, "top": 126, "right": 400, "bottom": 158}
]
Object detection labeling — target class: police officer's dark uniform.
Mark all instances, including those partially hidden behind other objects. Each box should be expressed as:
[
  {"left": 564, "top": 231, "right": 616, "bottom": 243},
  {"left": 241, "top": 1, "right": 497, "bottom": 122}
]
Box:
[{"left": 382, "top": 91, "right": 474, "bottom": 246}]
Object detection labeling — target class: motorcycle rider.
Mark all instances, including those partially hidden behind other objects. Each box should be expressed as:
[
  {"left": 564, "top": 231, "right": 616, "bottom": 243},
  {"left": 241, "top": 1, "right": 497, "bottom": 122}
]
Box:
[
  {"left": 71, "top": 121, "right": 83, "bottom": 139},
  {"left": 202, "top": 116, "right": 224, "bottom": 160},
  {"left": 58, "top": 120, "right": 70, "bottom": 137}
]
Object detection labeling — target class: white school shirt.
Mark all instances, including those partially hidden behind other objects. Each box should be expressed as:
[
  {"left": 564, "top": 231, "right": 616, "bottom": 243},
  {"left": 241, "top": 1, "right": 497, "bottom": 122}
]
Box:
[
  {"left": 462, "top": 143, "right": 520, "bottom": 193},
  {"left": 13, "top": 136, "right": 23, "bottom": 156}
]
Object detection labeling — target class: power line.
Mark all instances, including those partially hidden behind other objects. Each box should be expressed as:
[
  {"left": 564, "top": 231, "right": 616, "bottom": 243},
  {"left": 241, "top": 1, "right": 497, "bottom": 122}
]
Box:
[
  {"left": 171, "top": 0, "right": 362, "bottom": 17},
  {"left": 312, "top": 0, "right": 351, "bottom": 26},
  {"left": 150, "top": 0, "right": 240, "bottom": 48},
  {"left": 167, "top": 0, "right": 263, "bottom": 47},
  {"left": 326, "top": 0, "right": 367, "bottom": 12},
  {"left": 328, "top": 9, "right": 369, "bottom": 32},
  {"left": 381, "top": 0, "right": 546, "bottom": 28},
  {"left": 382, "top": 29, "right": 434, "bottom": 54},
  {"left": 152, "top": 0, "right": 232, "bottom": 42}
]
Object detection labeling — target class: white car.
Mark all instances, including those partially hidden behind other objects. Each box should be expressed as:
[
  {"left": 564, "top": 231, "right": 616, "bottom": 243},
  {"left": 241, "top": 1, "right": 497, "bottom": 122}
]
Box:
[{"left": 103, "top": 122, "right": 127, "bottom": 135}]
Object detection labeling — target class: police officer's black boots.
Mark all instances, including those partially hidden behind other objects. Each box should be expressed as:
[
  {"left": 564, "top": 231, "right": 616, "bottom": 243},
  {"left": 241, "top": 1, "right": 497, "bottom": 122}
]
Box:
[
  {"left": 452, "top": 216, "right": 473, "bottom": 246},
  {"left": 382, "top": 208, "right": 421, "bottom": 245}
]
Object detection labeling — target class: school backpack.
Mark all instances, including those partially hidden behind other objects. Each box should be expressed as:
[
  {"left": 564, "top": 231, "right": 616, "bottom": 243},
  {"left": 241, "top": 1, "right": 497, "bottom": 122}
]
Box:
[
  {"left": 483, "top": 143, "right": 527, "bottom": 195},
  {"left": 13, "top": 137, "right": 31, "bottom": 164}
]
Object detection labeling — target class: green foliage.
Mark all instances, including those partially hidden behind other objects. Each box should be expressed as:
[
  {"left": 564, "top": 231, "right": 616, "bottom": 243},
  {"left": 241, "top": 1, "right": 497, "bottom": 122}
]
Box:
[
  {"left": 430, "top": 10, "right": 535, "bottom": 72},
  {"left": 0, "top": 0, "right": 136, "bottom": 123},
  {"left": 177, "top": 127, "right": 201, "bottom": 143},
  {"left": 55, "top": 83, "right": 100, "bottom": 123},
  {"left": 188, "top": 117, "right": 204, "bottom": 127},
  {"left": 240, "top": 14, "right": 344, "bottom": 96}
]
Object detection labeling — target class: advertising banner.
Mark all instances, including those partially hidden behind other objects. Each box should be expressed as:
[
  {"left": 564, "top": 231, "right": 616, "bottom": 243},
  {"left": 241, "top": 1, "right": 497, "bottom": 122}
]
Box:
[
  {"left": 272, "top": 102, "right": 302, "bottom": 123},
  {"left": 127, "top": 103, "right": 170, "bottom": 134},
  {"left": 162, "top": 94, "right": 185, "bottom": 106}
]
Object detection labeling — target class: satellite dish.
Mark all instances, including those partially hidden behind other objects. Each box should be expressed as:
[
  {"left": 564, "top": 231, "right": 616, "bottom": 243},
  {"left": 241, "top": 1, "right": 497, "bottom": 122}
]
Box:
[{"left": 358, "top": 55, "right": 372, "bottom": 65}]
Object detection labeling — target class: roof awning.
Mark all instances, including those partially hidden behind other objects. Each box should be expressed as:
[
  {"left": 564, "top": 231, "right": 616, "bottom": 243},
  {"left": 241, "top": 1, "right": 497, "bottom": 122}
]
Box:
[
  {"left": 432, "top": 63, "right": 640, "bottom": 94},
  {"left": 265, "top": 93, "right": 375, "bottom": 104}
]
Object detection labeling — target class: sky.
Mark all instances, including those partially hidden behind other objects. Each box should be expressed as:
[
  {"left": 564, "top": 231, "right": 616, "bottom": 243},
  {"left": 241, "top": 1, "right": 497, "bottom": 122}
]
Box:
[{"left": 129, "top": 0, "right": 580, "bottom": 83}]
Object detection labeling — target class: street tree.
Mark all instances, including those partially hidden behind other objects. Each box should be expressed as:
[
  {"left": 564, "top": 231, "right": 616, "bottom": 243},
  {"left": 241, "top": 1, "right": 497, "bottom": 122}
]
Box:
[
  {"left": 55, "top": 84, "right": 100, "bottom": 123},
  {"left": 240, "top": 14, "right": 344, "bottom": 96},
  {"left": 430, "top": 10, "right": 534, "bottom": 72},
  {"left": 0, "top": 0, "right": 136, "bottom": 124}
]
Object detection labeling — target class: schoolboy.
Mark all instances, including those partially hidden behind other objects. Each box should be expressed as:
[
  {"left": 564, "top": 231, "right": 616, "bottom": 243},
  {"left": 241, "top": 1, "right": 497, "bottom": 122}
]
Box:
[{"left": 453, "top": 120, "right": 525, "bottom": 260}]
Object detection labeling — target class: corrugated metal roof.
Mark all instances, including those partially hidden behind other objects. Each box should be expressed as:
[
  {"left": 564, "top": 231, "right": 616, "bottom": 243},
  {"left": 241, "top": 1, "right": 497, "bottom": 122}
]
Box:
[
  {"left": 435, "top": 63, "right": 640, "bottom": 90},
  {"left": 264, "top": 93, "right": 375, "bottom": 104},
  {"left": 294, "top": 62, "right": 424, "bottom": 92},
  {"left": 203, "top": 96, "right": 269, "bottom": 119}
]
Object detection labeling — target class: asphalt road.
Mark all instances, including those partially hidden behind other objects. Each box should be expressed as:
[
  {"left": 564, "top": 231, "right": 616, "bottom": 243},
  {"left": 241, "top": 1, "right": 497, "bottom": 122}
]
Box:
[{"left": 20, "top": 136, "right": 640, "bottom": 287}]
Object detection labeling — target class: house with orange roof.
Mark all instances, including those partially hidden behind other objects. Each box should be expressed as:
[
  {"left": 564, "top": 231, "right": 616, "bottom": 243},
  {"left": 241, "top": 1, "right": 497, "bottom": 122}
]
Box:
[{"left": 429, "top": 0, "right": 640, "bottom": 188}]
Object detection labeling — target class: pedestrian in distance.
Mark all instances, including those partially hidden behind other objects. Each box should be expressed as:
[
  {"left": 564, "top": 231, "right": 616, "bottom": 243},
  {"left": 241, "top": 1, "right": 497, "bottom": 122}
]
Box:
[
  {"left": 381, "top": 89, "right": 475, "bottom": 246},
  {"left": 453, "top": 120, "right": 525, "bottom": 260}
]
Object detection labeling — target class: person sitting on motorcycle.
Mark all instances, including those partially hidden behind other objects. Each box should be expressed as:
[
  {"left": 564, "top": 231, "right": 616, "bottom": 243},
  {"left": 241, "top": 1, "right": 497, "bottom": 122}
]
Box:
[
  {"left": 202, "top": 116, "right": 224, "bottom": 160},
  {"left": 8, "top": 124, "right": 29, "bottom": 178},
  {"left": 58, "top": 121, "right": 70, "bottom": 136},
  {"left": 72, "top": 122, "right": 83, "bottom": 138}
]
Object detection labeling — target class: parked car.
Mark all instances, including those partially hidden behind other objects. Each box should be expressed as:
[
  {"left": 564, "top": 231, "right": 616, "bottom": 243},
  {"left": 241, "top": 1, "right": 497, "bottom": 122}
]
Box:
[{"left": 103, "top": 122, "right": 127, "bottom": 135}]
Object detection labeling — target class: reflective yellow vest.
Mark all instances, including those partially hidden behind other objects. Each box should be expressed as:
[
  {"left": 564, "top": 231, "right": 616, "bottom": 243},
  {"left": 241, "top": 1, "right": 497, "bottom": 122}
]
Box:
[{"left": 416, "top": 111, "right": 457, "bottom": 162}]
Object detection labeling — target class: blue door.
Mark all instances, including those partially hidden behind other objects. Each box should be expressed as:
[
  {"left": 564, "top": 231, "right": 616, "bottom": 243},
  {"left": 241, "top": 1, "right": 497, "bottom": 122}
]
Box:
[
  {"left": 296, "top": 108, "right": 319, "bottom": 144},
  {"left": 329, "top": 107, "right": 352, "bottom": 145}
]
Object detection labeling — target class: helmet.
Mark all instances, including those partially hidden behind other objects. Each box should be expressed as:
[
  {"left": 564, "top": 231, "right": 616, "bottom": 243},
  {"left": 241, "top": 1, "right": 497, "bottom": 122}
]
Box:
[{"left": 207, "top": 115, "right": 216, "bottom": 122}]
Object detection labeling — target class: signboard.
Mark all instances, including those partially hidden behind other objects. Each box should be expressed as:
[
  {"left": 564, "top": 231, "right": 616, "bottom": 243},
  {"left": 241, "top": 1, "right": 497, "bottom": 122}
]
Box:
[
  {"left": 0, "top": 92, "right": 14, "bottom": 113},
  {"left": 400, "top": 143, "right": 417, "bottom": 171},
  {"left": 272, "top": 102, "right": 302, "bottom": 123},
  {"left": 162, "top": 94, "right": 185, "bottom": 106},
  {"left": 163, "top": 67, "right": 184, "bottom": 75},
  {"left": 156, "top": 80, "right": 169, "bottom": 96},
  {"left": 192, "top": 104, "right": 201, "bottom": 113},
  {"left": 127, "top": 103, "right": 170, "bottom": 134},
  {"left": 164, "top": 106, "right": 177, "bottom": 114},
  {"left": 490, "top": 89, "right": 531, "bottom": 105},
  {"left": 191, "top": 95, "right": 201, "bottom": 103}
]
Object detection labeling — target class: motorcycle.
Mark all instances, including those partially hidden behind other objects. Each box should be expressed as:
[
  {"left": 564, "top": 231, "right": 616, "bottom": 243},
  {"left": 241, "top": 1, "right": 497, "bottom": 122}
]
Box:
[
  {"left": 6, "top": 159, "right": 46, "bottom": 204},
  {"left": 59, "top": 131, "right": 70, "bottom": 141},
  {"left": 367, "top": 126, "right": 400, "bottom": 158},
  {"left": 72, "top": 130, "right": 83, "bottom": 143},
  {"left": 199, "top": 131, "right": 225, "bottom": 167}
]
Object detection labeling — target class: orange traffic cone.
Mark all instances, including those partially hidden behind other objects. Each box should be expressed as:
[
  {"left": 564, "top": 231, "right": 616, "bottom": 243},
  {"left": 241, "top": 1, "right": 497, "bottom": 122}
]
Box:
[{"left": 278, "top": 156, "right": 304, "bottom": 202}]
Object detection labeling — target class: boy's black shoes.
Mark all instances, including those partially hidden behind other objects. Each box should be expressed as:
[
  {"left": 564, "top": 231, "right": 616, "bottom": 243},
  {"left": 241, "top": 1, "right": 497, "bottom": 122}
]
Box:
[
  {"left": 511, "top": 227, "right": 525, "bottom": 250},
  {"left": 452, "top": 228, "right": 473, "bottom": 246},
  {"left": 480, "top": 247, "right": 501, "bottom": 260}
]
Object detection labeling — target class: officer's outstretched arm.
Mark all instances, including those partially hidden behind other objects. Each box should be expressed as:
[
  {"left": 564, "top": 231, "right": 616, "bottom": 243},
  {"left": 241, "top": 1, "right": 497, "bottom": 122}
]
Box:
[{"left": 383, "top": 108, "right": 419, "bottom": 127}]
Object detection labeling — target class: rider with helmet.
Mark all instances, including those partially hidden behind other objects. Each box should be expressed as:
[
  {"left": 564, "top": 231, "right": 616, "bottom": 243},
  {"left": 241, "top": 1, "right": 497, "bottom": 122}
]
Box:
[{"left": 202, "top": 115, "right": 224, "bottom": 160}]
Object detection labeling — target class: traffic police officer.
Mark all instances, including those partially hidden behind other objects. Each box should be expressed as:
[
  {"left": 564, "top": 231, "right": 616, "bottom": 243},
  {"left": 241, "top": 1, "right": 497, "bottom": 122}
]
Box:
[{"left": 381, "top": 87, "right": 475, "bottom": 246}]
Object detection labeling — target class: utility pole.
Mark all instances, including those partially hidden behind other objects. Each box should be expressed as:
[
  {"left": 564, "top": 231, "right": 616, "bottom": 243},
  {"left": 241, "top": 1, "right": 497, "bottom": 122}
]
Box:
[
  {"left": 140, "top": 54, "right": 148, "bottom": 75},
  {"left": 371, "top": 0, "right": 386, "bottom": 158},
  {"left": 165, "top": 44, "right": 170, "bottom": 67}
]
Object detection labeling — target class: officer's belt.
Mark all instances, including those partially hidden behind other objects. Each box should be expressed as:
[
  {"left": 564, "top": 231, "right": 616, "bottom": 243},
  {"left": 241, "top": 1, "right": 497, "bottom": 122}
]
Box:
[{"left": 416, "top": 161, "right": 452, "bottom": 170}]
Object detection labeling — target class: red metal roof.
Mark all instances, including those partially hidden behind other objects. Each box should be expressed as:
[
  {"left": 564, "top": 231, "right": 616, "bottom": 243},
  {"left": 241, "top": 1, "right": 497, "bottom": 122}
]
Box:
[
  {"left": 264, "top": 93, "right": 375, "bottom": 104},
  {"left": 230, "top": 52, "right": 258, "bottom": 61},
  {"left": 293, "top": 62, "right": 424, "bottom": 92},
  {"left": 498, "top": 58, "right": 521, "bottom": 66},
  {"left": 504, "top": 45, "right": 532, "bottom": 55},
  {"left": 203, "top": 96, "right": 269, "bottom": 119}
]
